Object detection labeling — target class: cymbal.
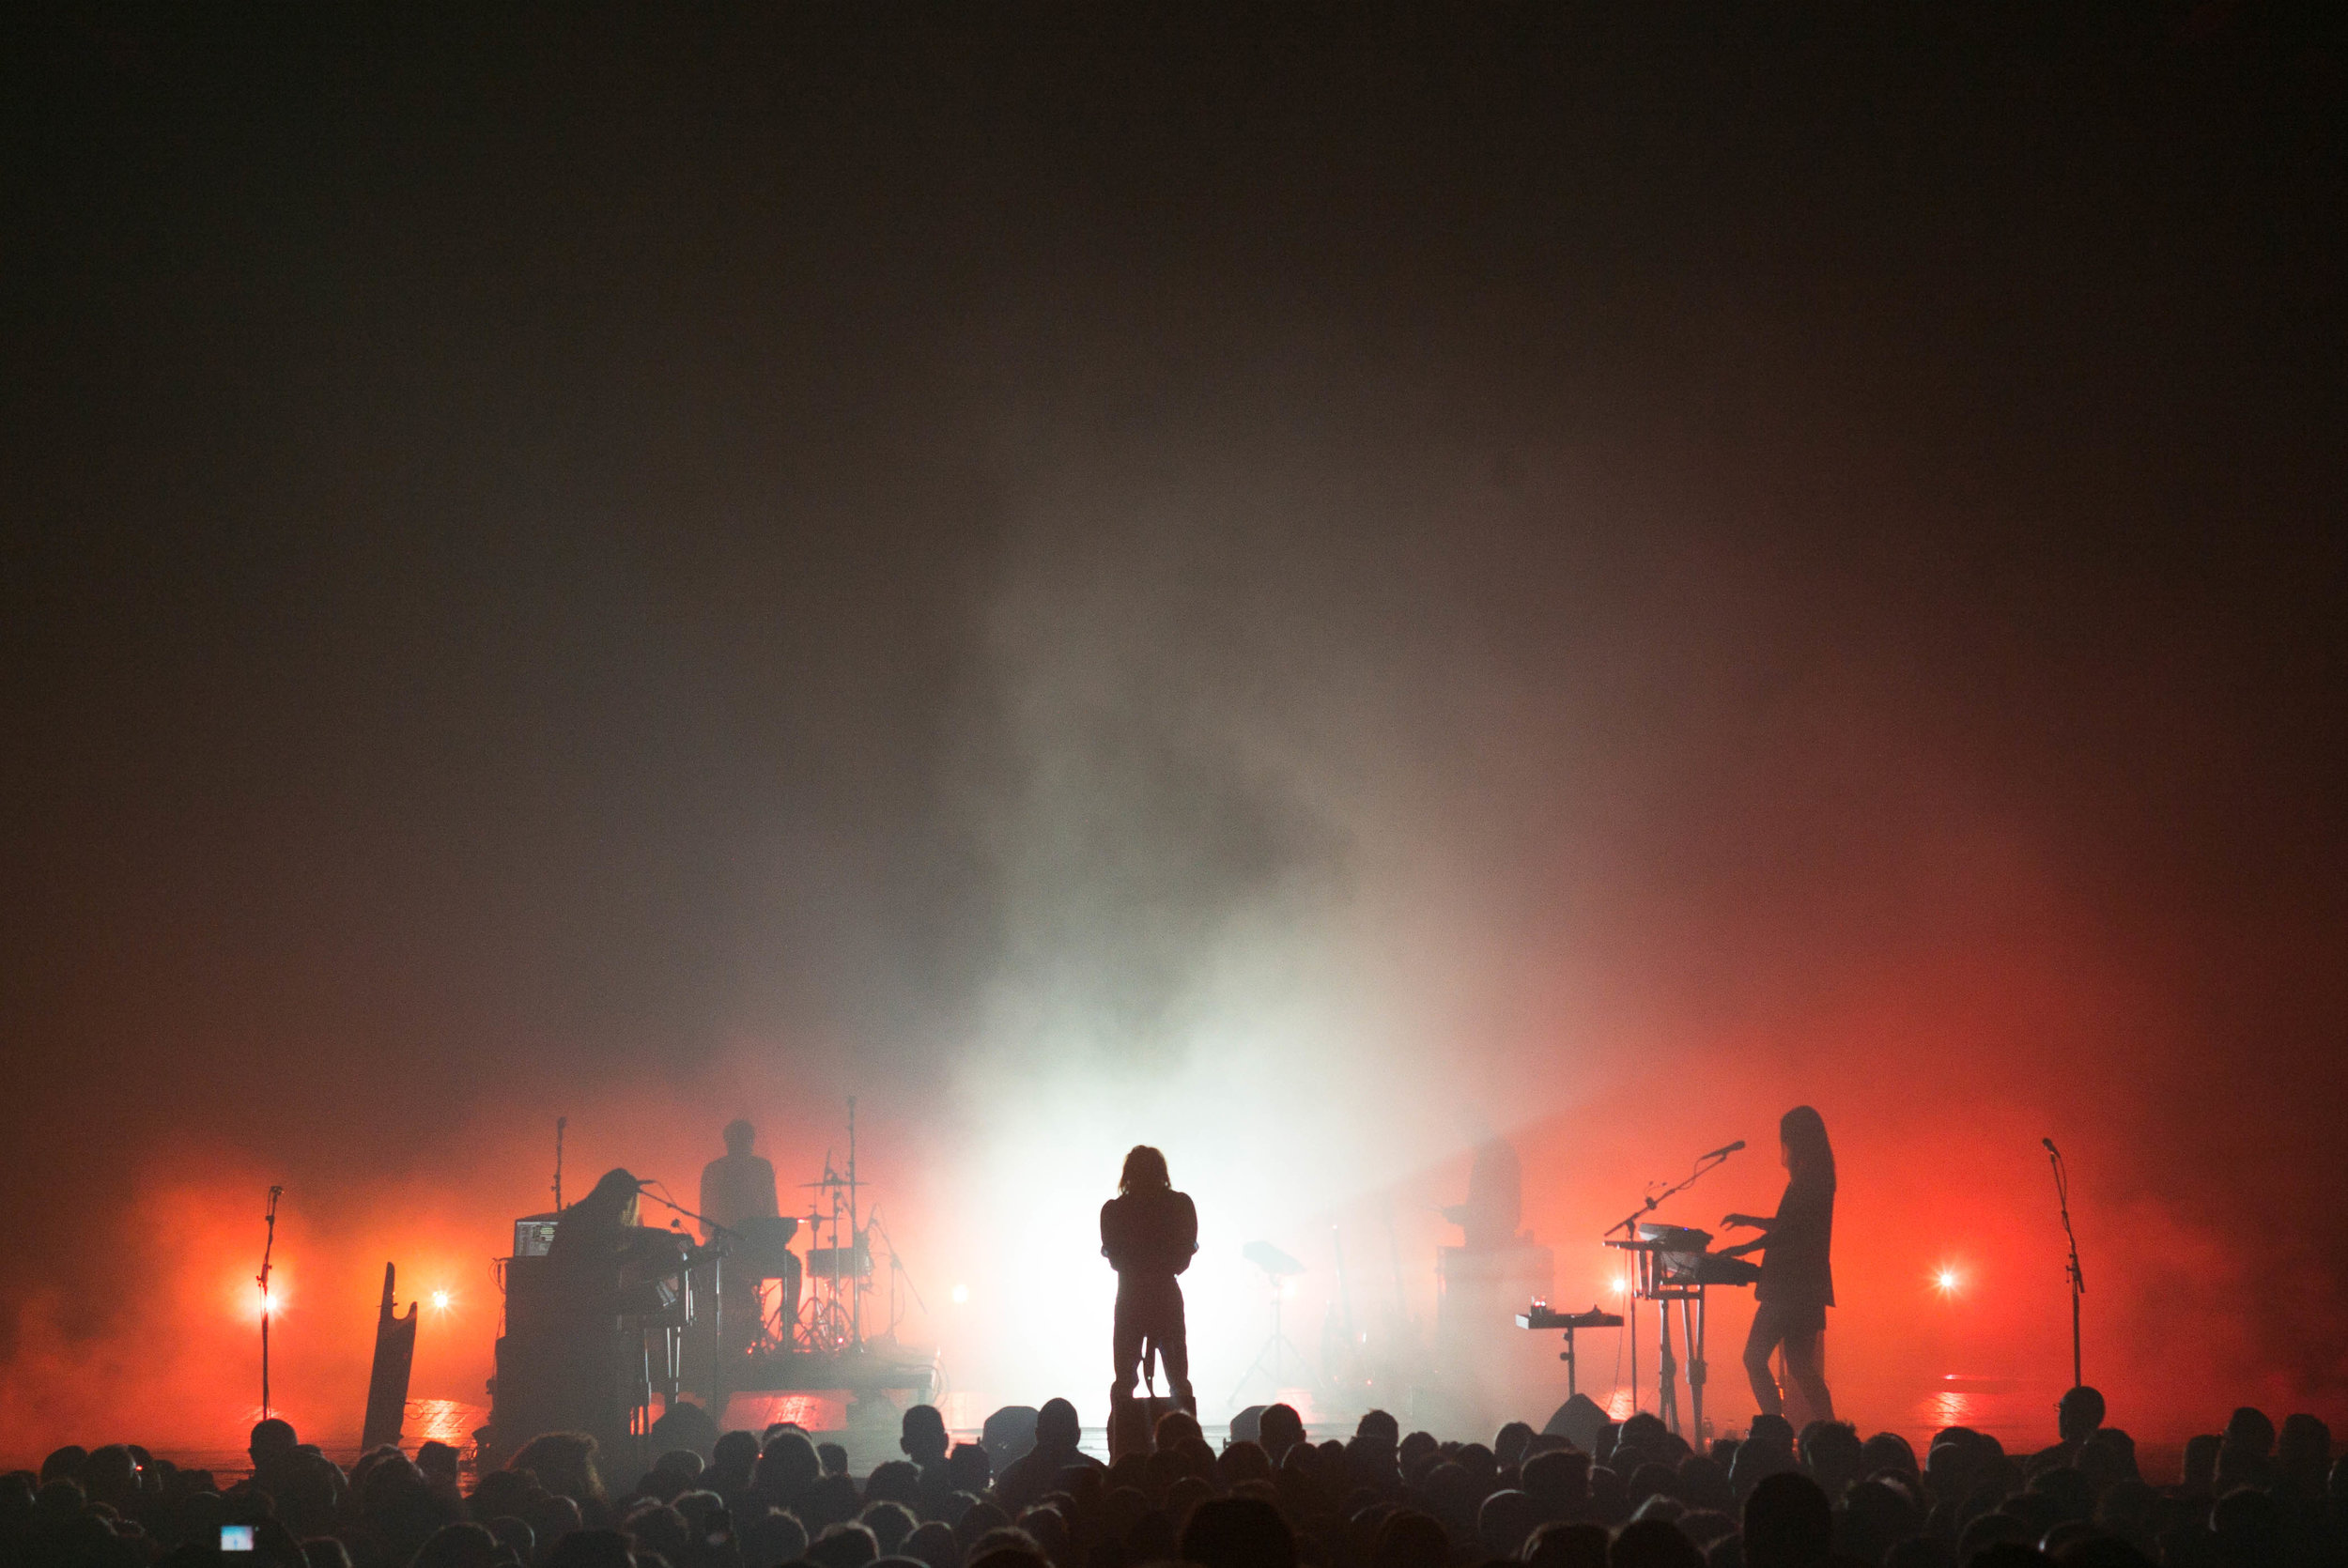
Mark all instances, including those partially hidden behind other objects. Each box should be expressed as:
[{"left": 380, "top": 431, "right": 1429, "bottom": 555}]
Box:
[{"left": 799, "top": 1176, "right": 850, "bottom": 1188}]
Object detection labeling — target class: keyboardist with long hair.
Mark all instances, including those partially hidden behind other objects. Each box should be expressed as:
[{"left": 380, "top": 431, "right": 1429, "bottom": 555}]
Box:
[{"left": 1720, "top": 1104, "right": 1837, "bottom": 1423}]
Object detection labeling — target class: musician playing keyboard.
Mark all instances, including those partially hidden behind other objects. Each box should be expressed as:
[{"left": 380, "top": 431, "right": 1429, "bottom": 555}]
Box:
[{"left": 1719, "top": 1105, "right": 1837, "bottom": 1424}]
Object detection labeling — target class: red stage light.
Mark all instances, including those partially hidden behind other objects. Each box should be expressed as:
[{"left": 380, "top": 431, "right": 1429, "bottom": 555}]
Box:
[{"left": 240, "top": 1277, "right": 289, "bottom": 1321}]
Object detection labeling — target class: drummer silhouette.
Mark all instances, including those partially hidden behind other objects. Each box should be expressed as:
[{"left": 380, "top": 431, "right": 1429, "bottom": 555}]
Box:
[
  {"left": 701, "top": 1120, "right": 790, "bottom": 1349},
  {"left": 702, "top": 1119, "right": 780, "bottom": 1235}
]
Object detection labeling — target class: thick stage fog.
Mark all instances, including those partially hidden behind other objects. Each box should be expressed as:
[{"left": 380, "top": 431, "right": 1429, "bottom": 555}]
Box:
[{"left": 3, "top": 10, "right": 2342, "bottom": 1467}]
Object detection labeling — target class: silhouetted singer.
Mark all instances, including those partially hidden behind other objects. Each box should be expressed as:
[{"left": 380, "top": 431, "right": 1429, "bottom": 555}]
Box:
[
  {"left": 1101, "top": 1145, "right": 1198, "bottom": 1416},
  {"left": 1720, "top": 1104, "right": 1837, "bottom": 1423}
]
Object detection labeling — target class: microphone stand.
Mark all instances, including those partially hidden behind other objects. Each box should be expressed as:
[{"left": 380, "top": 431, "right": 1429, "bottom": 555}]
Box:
[
  {"left": 1605, "top": 1145, "right": 1739, "bottom": 1239},
  {"left": 867, "top": 1207, "right": 928, "bottom": 1337},
  {"left": 257, "top": 1186, "right": 283, "bottom": 1420},
  {"left": 2046, "top": 1140, "right": 2084, "bottom": 1389},
  {"left": 1604, "top": 1145, "right": 1739, "bottom": 1423}
]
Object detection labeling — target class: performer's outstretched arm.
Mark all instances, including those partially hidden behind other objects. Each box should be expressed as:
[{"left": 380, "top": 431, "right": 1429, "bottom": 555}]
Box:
[{"left": 1719, "top": 1209, "right": 1773, "bottom": 1258}]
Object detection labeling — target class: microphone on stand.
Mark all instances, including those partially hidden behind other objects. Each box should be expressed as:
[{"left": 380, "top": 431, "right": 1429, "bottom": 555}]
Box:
[{"left": 1702, "top": 1140, "right": 1747, "bottom": 1161}]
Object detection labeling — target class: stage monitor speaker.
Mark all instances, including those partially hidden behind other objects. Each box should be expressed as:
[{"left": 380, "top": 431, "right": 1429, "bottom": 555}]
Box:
[
  {"left": 981, "top": 1405, "right": 1040, "bottom": 1470},
  {"left": 1108, "top": 1394, "right": 1169, "bottom": 1461},
  {"left": 1542, "top": 1391, "right": 1610, "bottom": 1453}
]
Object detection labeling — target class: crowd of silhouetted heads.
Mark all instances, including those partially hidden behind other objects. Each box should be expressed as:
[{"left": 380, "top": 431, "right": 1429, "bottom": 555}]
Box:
[{"left": 8, "top": 1385, "right": 2343, "bottom": 1568}]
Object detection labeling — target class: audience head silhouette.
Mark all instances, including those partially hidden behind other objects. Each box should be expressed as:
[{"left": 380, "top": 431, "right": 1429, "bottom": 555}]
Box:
[
  {"left": 1742, "top": 1470, "right": 1832, "bottom": 1568},
  {"left": 1035, "top": 1398, "right": 1081, "bottom": 1451},
  {"left": 1182, "top": 1495, "right": 1297, "bottom": 1568},
  {"left": 15, "top": 1341, "right": 2337, "bottom": 1568},
  {"left": 902, "top": 1404, "right": 950, "bottom": 1465},
  {"left": 2058, "top": 1385, "right": 2108, "bottom": 1443}
]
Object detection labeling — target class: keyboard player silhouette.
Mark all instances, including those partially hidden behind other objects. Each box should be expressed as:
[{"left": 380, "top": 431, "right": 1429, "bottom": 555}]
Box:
[
  {"left": 537, "top": 1167, "right": 699, "bottom": 1461},
  {"left": 1718, "top": 1104, "right": 1838, "bottom": 1425}
]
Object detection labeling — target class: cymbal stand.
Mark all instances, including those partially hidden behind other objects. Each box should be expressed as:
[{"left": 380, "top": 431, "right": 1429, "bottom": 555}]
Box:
[
  {"left": 848, "top": 1098, "right": 860, "bottom": 1351},
  {"left": 801, "top": 1167, "right": 848, "bottom": 1352},
  {"left": 797, "top": 1098, "right": 871, "bottom": 1356},
  {"left": 869, "top": 1206, "right": 927, "bottom": 1338}
]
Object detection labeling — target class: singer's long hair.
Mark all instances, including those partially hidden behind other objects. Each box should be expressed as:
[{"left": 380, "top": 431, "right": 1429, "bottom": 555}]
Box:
[
  {"left": 1780, "top": 1105, "right": 1835, "bottom": 1191},
  {"left": 1120, "top": 1145, "right": 1171, "bottom": 1195},
  {"left": 578, "top": 1166, "right": 643, "bottom": 1225}
]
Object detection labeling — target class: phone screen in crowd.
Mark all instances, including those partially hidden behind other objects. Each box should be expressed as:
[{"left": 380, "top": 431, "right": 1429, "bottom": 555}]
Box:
[{"left": 221, "top": 1524, "right": 256, "bottom": 1551}]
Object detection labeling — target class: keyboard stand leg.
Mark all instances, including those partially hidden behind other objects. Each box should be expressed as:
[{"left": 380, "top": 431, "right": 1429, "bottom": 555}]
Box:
[
  {"left": 1684, "top": 1293, "right": 1707, "bottom": 1442},
  {"left": 1655, "top": 1297, "right": 1679, "bottom": 1436}
]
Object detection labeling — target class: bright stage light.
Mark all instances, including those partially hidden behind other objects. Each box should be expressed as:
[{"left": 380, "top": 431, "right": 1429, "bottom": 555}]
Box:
[
  {"left": 1933, "top": 1267, "right": 1961, "bottom": 1295},
  {"left": 431, "top": 1289, "right": 454, "bottom": 1312},
  {"left": 950, "top": 1284, "right": 969, "bottom": 1305},
  {"left": 239, "top": 1275, "right": 289, "bottom": 1321}
]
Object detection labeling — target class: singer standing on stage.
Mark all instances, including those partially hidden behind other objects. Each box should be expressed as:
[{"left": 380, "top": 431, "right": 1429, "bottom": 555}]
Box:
[
  {"left": 1101, "top": 1145, "right": 1198, "bottom": 1416},
  {"left": 1721, "top": 1104, "right": 1837, "bottom": 1423}
]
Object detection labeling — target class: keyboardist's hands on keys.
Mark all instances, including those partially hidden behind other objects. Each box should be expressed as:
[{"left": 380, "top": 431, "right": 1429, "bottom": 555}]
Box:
[{"left": 1722, "top": 1212, "right": 1761, "bottom": 1229}]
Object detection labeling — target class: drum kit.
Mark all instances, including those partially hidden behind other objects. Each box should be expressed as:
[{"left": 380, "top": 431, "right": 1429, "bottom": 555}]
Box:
[{"left": 728, "top": 1099, "right": 889, "bottom": 1359}]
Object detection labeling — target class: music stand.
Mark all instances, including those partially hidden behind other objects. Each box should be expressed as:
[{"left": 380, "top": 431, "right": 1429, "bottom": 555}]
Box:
[{"left": 1228, "top": 1240, "right": 1316, "bottom": 1407}]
